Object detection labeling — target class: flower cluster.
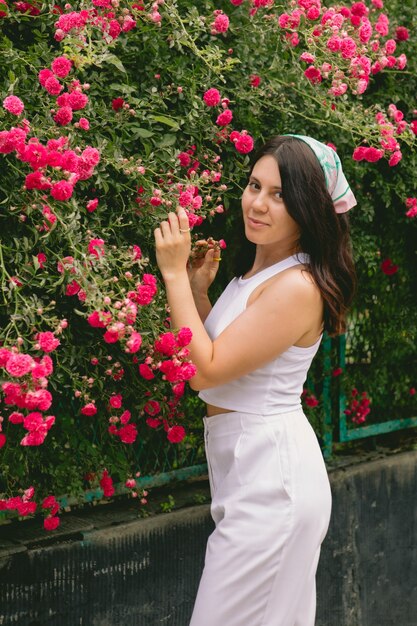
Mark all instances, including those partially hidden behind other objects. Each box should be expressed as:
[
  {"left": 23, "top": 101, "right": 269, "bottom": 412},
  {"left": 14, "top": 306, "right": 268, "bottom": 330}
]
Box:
[
  {"left": 0, "top": 487, "right": 60, "bottom": 529},
  {"left": 343, "top": 388, "right": 371, "bottom": 424},
  {"left": 0, "top": 335, "right": 61, "bottom": 447},
  {"left": 107, "top": 395, "right": 138, "bottom": 444},
  {"left": 405, "top": 198, "right": 417, "bottom": 219},
  {"left": 210, "top": 9, "right": 230, "bottom": 35},
  {"left": 352, "top": 103, "right": 416, "bottom": 166},
  {"left": 0, "top": 111, "right": 100, "bottom": 202},
  {"left": 53, "top": 2, "right": 137, "bottom": 44},
  {"left": 202, "top": 88, "right": 254, "bottom": 154},
  {"left": 302, "top": 388, "right": 319, "bottom": 408},
  {"left": 279, "top": 1, "right": 409, "bottom": 99}
]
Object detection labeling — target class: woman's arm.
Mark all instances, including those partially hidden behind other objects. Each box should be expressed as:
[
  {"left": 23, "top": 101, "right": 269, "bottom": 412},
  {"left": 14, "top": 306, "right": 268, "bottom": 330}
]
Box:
[
  {"left": 155, "top": 209, "right": 322, "bottom": 391},
  {"left": 190, "top": 290, "right": 213, "bottom": 323}
]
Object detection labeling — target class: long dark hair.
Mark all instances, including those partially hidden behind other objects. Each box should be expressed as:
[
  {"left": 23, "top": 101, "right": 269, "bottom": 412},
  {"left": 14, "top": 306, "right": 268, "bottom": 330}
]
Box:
[{"left": 235, "top": 135, "right": 356, "bottom": 337}]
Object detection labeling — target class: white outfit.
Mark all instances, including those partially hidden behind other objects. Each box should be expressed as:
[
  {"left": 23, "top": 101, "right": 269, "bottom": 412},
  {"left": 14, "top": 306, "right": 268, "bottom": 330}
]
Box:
[{"left": 190, "top": 254, "right": 332, "bottom": 626}]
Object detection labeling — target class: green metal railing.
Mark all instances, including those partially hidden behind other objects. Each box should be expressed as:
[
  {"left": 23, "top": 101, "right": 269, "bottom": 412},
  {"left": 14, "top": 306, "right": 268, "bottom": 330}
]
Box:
[{"left": 321, "top": 334, "right": 417, "bottom": 459}]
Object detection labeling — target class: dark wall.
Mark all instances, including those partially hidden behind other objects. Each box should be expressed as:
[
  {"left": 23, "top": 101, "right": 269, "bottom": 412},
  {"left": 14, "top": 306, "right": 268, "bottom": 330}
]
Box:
[{"left": 0, "top": 451, "right": 416, "bottom": 626}]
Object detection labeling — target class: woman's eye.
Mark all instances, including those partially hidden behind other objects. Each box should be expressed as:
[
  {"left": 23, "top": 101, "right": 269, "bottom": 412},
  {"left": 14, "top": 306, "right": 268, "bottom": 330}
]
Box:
[
  {"left": 275, "top": 191, "right": 283, "bottom": 199},
  {"left": 248, "top": 181, "right": 259, "bottom": 189}
]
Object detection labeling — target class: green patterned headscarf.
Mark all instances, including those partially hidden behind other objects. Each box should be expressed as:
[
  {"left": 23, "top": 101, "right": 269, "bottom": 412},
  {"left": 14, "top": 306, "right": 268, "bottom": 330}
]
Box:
[{"left": 285, "top": 134, "right": 356, "bottom": 213}]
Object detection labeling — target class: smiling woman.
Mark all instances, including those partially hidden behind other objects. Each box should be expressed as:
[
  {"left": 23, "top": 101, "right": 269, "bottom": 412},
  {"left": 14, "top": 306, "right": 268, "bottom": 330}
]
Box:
[{"left": 154, "top": 134, "right": 357, "bottom": 626}]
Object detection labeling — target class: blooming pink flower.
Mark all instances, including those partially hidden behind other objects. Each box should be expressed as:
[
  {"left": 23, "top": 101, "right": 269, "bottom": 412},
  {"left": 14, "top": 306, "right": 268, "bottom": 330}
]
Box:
[
  {"left": 3, "top": 95, "right": 24, "bottom": 116},
  {"left": 381, "top": 258, "right": 398, "bottom": 275},
  {"left": 139, "top": 363, "right": 155, "bottom": 380},
  {"left": 120, "top": 410, "right": 131, "bottom": 424},
  {"left": 118, "top": 423, "right": 138, "bottom": 444},
  {"left": 212, "top": 12, "right": 230, "bottom": 34},
  {"left": 100, "top": 469, "right": 115, "bottom": 497},
  {"left": 0, "top": 433, "right": 6, "bottom": 449},
  {"left": 340, "top": 37, "right": 357, "bottom": 59},
  {"left": 388, "top": 151, "right": 402, "bottom": 167},
  {"left": 305, "top": 394, "right": 319, "bottom": 408},
  {"left": 81, "top": 402, "right": 97, "bottom": 416},
  {"left": 44, "top": 516, "right": 60, "bottom": 531},
  {"left": 155, "top": 332, "right": 177, "bottom": 356},
  {"left": 86, "top": 198, "right": 99, "bottom": 213},
  {"left": 250, "top": 74, "right": 261, "bottom": 87},
  {"left": 88, "top": 238, "right": 105, "bottom": 257},
  {"left": 126, "top": 331, "right": 142, "bottom": 353},
  {"left": 304, "top": 66, "right": 322, "bottom": 84},
  {"left": 87, "top": 311, "right": 112, "bottom": 328},
  {"left": 78, "top": 117, "right": 89, "bottom": 131},
  {"left": 135, "top": 284, "right": 157, "bottom": 306},
  {"left": 21, "top": 412, "right": 55, "bottom": 446},
  {"left": 216, "top": 109, "right": 233, "bottom": 126},
  {"left": 50, "top": 180, "right": 74, "bottom": 201},
  {"left": 146, "top": 417, "right": 161, "bottom": 429},
  {"left": 396, "top": 54, "right": 407, "bottom": 70},
  {"left": 65, "top": 280, "right": 81, "bottom": 296},
  {"left": 8, "top": 411, "right": 24, "bottom": 424},
  {"left": 37, "top": 331, "right": 60, "bottom": 353},
  {"left": 44, "top": 76, "right": 63, "bottom": 95},
  {"left": 0, "top": 348, "right": 12, "bottom": 367},
  {"left": 5, "top": 353, "right": 34, "bottom": 377},
  {"left": 144, "top": 400, "right": 160, "bottom": 416},
  {"left": 112, "top": 97, "right": 125, "bottom": 111},
  {"left": 51, "top": 56, "right": 72, "bottom": 78},
  {"left": 25, "top": 389, "right": 53, "bottom": 411},
  {"left": 395, "top": 26, "right": 409, "bottom": 42},
  {"left": 68, "top": 91, "right": 88, "bottom": 111},
  {"left": 42, "top": 495, "right": 59, "bottom": 515},
  {"left": 233, "top": 131, "right": 254, "bottom": 154},
  {"left": 167, "top": 425, "right": 186, "bottom": 443},
  {"left": 109, "top": 394, "right": 123, "bottom": 409},
  {"left": 203, "top": 88, "right": 221, "bottom": 107},
  {"left": 177, "top": 151, "right": 191, "bottom": 167},
  {"left": 53, "top": 106, "right": 73, "bottom": 126},
  {"left": 177, "top": 327, "right": 193, "bottom": 347}
]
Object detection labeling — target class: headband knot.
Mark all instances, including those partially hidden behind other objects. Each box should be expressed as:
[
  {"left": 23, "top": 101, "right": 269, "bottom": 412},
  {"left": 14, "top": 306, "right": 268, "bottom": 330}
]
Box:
[{"left": 285, "top": 134, "right": 356, "bottom": 213}]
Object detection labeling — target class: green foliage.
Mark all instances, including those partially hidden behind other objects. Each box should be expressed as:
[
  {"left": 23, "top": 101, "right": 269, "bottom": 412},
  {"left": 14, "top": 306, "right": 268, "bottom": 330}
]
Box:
[{"left": 0, "top": 0, "right": 416, "bottom": 522}]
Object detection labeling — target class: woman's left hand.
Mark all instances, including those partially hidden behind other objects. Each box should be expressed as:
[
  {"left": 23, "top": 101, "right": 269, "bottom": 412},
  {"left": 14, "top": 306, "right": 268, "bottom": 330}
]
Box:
[{"left": 154, "top": 208, "right": 191, "bottom": 281}]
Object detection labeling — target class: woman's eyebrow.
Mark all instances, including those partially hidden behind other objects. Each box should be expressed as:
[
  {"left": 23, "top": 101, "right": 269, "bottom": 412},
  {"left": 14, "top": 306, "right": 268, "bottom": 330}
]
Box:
[{"left": 249, "top": 175, "right": 282, "bottom": 190}]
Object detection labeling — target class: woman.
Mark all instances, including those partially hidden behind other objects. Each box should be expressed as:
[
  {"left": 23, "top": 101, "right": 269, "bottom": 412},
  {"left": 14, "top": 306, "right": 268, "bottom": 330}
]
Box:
[{"left": 154, "top": 135, "right": 356, "bottom": 626}]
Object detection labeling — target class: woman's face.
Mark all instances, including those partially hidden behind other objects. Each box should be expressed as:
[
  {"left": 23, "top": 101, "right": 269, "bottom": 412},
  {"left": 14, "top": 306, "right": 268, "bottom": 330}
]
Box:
[{"left": 241, "top": 155, "right": 301, "bottom": 249}]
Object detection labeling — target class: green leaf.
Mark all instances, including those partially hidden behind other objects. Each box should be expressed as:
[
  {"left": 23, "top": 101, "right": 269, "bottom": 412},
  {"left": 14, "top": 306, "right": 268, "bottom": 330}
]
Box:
[
  {"left": 150, "top": 115, "right": 180, "bottom": 130},
  {"left": 132, "top": 128, "right": 154, "bottom": 138}
]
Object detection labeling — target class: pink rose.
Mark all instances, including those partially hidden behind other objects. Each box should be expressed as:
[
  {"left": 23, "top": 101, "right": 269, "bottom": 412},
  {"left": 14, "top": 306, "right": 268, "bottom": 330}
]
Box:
[
  {"left": 37, "top": 331, "right": 60, "bottom": 353},
  {"left": 81, "top": 402, "right": 97, "bottom": 416},
  {"left": 3, "top": 95, "right": 24, "bottom": 116},
  {"left": 5, "top": 353, "right": 34, "bottom": 377},
  {"left": 203, "top": 88, "right": 221, "bottom": 107},
  {"left": 44, "top": 516, "right": 60, "bottom": 531},
  {"left": 167, "top": 425, "right": 186, "bottom": 443},
  {"left": 51, "top": 56, "right": 73, "bottom": 78},
  {"left": 50, "top": 180, "right": 74, "bottom": 201}
]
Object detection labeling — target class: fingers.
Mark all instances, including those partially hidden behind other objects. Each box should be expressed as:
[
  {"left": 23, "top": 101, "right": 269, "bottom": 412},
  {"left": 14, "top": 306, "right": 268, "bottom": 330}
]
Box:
[
  {"left": 176, "top": 207, "right": 191, "bottom": 234},
  {"left": 207, "top": 247, "right": 221, "bottom": 263}
]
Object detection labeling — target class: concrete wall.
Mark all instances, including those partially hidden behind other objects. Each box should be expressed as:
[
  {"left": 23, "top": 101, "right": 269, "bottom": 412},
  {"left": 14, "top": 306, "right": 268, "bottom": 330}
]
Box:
[{"left": 0, "top": 450, "right": 416, "bottom": 626}]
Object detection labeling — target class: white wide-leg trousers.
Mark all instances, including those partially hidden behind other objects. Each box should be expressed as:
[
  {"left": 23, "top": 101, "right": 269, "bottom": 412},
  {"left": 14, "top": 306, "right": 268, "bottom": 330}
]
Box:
[{"left": 189, "top": 409, "right": 332, "bottom": 626}]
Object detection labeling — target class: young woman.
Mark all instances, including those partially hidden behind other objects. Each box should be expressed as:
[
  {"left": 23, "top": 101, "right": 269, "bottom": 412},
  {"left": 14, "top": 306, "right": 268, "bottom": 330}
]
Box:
[{"left": 154, "top": 135, "right": 356, "bottom": 626}]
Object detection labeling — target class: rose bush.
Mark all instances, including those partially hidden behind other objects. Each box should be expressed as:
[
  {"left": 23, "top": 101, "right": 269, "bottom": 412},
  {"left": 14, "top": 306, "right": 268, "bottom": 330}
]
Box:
[{"left": 0, "top": 0, "right": 416, "bottom": 528}]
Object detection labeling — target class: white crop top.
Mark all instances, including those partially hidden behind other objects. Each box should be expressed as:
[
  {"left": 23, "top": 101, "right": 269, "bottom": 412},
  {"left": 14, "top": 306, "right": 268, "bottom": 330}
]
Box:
[{"left": 198, "top": 253, "right": 323, "bottom": 415}]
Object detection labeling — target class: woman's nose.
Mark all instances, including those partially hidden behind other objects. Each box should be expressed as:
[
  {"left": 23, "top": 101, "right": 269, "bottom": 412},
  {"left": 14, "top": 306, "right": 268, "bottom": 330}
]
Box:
[{"left": 251, "top": 193, "right": 268, "bottom": 212}]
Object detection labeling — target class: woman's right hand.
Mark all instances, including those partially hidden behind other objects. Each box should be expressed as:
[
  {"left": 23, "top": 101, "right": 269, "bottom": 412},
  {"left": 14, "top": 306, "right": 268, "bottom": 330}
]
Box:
[{"left": 188, "top": 247, "right": 221, "bottom": 295}]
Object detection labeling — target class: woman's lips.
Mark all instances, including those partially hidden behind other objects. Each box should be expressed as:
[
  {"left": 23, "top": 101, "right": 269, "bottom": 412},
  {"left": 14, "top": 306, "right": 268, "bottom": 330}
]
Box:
[{"left": 248, "top": 217, "right": 269, "bottom": 228}]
